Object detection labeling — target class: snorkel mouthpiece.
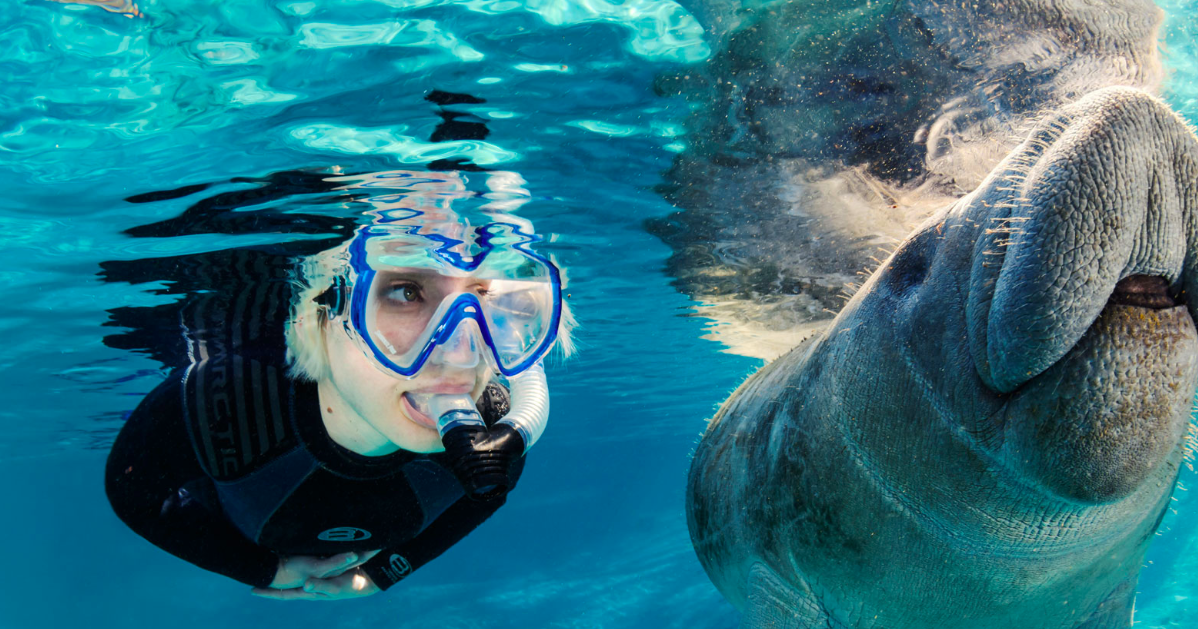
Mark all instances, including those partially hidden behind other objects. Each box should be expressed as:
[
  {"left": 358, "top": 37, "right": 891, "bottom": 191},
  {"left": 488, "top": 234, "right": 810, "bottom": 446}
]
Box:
[
  {"left": 407, "top": 393, "right": 485, "bottom": 436},
  {"left": 413, "top": 392, "right": 508, "bottom": 500}
]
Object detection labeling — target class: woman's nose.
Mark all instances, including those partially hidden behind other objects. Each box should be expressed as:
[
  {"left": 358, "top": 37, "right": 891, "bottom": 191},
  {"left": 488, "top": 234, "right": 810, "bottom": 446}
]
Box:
[{"left": 432, "top": 321, "right": 481, "bottom": 369}]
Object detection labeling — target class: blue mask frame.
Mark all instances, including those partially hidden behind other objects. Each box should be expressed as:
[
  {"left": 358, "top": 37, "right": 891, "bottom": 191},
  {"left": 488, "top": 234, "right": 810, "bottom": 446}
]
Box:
[{"left": 341, "top": 221, "right": 563, "bottom": 378}]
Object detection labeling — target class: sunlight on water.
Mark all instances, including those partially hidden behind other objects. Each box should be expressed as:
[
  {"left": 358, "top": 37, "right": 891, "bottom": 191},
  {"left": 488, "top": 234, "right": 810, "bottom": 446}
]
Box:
[
  {"left": 289, "top": 123, "right": 521, "bottom": 163},
  {"left": 297, "top": 19, "right": 484, "bottom": 59},
  {"left": 1161, "top": 0, "right": 1198, "bottom": 123},
  {"left": 0, "top": 0, "right": 705, "bottom": 187}
]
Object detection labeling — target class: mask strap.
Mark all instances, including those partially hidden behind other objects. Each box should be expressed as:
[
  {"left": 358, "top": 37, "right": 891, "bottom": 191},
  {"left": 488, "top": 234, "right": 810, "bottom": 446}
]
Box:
[{"left": 313, "top": 276, "right": 348, "bottom": 317}]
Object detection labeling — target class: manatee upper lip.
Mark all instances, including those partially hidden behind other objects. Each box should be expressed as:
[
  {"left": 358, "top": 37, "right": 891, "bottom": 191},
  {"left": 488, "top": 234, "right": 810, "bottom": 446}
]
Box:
[{"left": 962, "top": 88, "right": 1198, "bottom": 395}]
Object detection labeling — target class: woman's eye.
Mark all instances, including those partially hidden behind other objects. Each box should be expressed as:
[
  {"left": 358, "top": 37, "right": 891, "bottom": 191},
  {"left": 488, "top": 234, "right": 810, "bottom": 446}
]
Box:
[{"left": 386, "top": 283, "right": 422, "bottom": 303}]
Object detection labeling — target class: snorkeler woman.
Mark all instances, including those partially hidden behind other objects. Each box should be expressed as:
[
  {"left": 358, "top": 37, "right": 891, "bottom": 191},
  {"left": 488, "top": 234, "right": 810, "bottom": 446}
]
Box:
[{"left": 105, "top": 208, "right": 571, "bottom": 600}]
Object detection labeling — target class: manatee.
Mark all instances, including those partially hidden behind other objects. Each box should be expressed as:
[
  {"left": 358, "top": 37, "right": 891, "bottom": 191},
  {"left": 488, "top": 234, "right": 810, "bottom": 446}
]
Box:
[
  {"left": 669, "top": 1, "right": 1198, "bottom": 626},
  {"left": 685, "top": 84, "right": 1198, "bottom": 628}
]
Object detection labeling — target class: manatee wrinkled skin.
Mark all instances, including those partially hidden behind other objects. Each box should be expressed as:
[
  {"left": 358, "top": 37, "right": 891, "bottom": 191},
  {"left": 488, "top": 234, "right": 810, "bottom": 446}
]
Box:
[{"left": 687, "top": 87, "right": 1198, "bottom": 628}]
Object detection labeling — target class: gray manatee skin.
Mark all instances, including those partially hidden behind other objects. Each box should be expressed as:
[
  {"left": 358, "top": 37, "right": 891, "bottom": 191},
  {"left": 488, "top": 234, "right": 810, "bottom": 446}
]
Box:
[
  {"left": 650, "top": 0, "right": 1166, "bottom": 358},
  {"left": 686, "top": 87, "right": 1198, "bottom": 628}
]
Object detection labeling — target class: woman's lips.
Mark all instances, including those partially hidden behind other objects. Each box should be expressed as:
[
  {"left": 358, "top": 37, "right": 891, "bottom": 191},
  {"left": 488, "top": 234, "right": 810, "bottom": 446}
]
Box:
[{"left": 400, "top": 383, "right": 475, "bottom": 431}]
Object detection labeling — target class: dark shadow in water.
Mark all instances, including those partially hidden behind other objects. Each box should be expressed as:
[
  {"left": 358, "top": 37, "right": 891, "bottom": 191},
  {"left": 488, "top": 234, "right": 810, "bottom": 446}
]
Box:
[
  {"left": 430, "top": 112, "right": 491, "bottom": 143},
  {"left": 426, "top": 89, "right": 492, "bottom": 170},
  {"left": 425, "top": 89, "right": 487, "bottom": 106},
  {"left": 100, "top": 169, "right": 359, "bottom": 372},
  {"left": 121, "top": 169, "right": 361, "bottom": 239}
]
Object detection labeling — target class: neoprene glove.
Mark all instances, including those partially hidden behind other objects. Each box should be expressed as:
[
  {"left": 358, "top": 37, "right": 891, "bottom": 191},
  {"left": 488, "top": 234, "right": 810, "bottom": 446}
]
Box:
[{"left": 441, "top": 423, "right": 525, "bottom": 501}]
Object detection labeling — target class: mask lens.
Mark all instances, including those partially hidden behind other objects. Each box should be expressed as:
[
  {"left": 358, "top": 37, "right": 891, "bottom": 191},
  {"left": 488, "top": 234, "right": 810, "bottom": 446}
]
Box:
[
  {"left": 362, "top": 269, "right": 446, "bottom": 363},
  {"left": 482, "top": 279, "right": 556, "bottom": 370}
]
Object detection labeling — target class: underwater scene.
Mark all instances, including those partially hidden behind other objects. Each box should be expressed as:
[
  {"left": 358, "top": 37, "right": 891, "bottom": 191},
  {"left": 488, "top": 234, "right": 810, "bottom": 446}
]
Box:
[{"left": 1, "top": 0, "right": 1197, "bottom": 627}]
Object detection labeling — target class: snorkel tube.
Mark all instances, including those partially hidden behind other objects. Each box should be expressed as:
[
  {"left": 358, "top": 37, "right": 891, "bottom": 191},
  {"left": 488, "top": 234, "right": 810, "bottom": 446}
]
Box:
[{"left": 497, "top": 360, "right": 548, "bottom": 452}]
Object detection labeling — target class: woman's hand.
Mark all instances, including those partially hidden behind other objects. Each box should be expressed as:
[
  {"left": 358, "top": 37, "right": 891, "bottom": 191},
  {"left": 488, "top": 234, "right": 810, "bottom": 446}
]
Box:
[{"left": 251, "top": 550, "right": 381, "bottom": 600}]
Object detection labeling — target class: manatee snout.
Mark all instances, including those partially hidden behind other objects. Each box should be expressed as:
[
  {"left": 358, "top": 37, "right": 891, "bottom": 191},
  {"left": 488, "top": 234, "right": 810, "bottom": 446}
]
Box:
[
  {"left": 965, "top": 88, "right": 1198, "bottom": 395},
  {"left": 954, "top": 87, "right": 1198, "bottom": 502}
]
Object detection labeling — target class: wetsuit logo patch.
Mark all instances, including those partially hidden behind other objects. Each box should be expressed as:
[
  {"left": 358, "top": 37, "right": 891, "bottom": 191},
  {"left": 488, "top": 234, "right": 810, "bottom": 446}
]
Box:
[
  {"left": 381, "top": 554, "right": 412, "bottom": 583},
  {"left": 317, "top": 527, "right": 372, "bottom": 542}
]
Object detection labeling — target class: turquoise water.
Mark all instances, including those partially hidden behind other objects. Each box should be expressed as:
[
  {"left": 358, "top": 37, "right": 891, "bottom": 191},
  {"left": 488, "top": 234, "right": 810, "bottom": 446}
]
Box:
[{"left": 0, "top": 1, "right": 1196, "bottom": 628}]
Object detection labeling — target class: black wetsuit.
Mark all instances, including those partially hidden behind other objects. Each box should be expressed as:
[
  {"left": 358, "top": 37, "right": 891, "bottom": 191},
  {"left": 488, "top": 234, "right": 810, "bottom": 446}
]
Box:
[
  {"left": 106, "top": 358, "right": 519, "bottom": 590},
  {"left": 103, "top": 245, "right": 521, "bottom": 591}
]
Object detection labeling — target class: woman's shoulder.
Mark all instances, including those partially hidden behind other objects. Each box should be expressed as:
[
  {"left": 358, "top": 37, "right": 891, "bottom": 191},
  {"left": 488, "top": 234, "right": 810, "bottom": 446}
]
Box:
[{"left": 179, "top": 356, "right": 306, "bottom": 479}]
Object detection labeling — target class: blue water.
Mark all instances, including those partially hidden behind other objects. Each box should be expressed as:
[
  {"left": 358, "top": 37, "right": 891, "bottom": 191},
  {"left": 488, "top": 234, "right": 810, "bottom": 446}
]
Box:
[{"left": 0, "top": 1, "right": 1196, "bottom": 628}]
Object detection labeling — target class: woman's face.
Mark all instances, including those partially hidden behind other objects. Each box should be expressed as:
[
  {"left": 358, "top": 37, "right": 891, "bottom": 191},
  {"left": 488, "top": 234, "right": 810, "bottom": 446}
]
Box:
[{"left": 319, "top": 270, "right": 493, "bottom": 454}]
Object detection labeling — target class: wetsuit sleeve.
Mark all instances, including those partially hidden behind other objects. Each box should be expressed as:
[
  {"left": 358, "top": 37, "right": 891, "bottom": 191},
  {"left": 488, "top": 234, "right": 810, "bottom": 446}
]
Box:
[
  {"left": 105, "top": 370, "right": 280, "bottom": 588},
  {"left": 360, "top": 456, "right": 526, "bottom": 591}
]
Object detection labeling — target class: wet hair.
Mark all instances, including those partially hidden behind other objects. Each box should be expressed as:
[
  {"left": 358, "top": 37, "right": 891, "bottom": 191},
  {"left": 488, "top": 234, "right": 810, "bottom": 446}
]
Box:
[
  {"left": 283, "top": 243, "right": 577, "bottom": 382},
  {"left": 284, "top": 246, "right": 347, "bottom": 382}
]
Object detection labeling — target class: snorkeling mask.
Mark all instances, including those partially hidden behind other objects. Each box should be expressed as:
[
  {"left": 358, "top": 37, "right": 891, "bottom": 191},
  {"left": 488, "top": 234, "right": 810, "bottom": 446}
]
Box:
[
  {"left": 329, "top": 222, "right": 561, "bottom": 378},
  {"left": 319, "top": 219, "right": 561, "bottom": 450}
]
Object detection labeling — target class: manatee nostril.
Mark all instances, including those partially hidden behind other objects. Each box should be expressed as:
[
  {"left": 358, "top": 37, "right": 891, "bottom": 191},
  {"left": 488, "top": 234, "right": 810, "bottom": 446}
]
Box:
[{"left": 1108, "top": 275, "right": 1180, "bottom": 309}]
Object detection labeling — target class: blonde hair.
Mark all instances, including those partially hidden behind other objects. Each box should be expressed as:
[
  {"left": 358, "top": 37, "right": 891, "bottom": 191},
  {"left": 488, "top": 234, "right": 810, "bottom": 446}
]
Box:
[{"left": 284, "top": 243, "right": 577, "bottom": 382}]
